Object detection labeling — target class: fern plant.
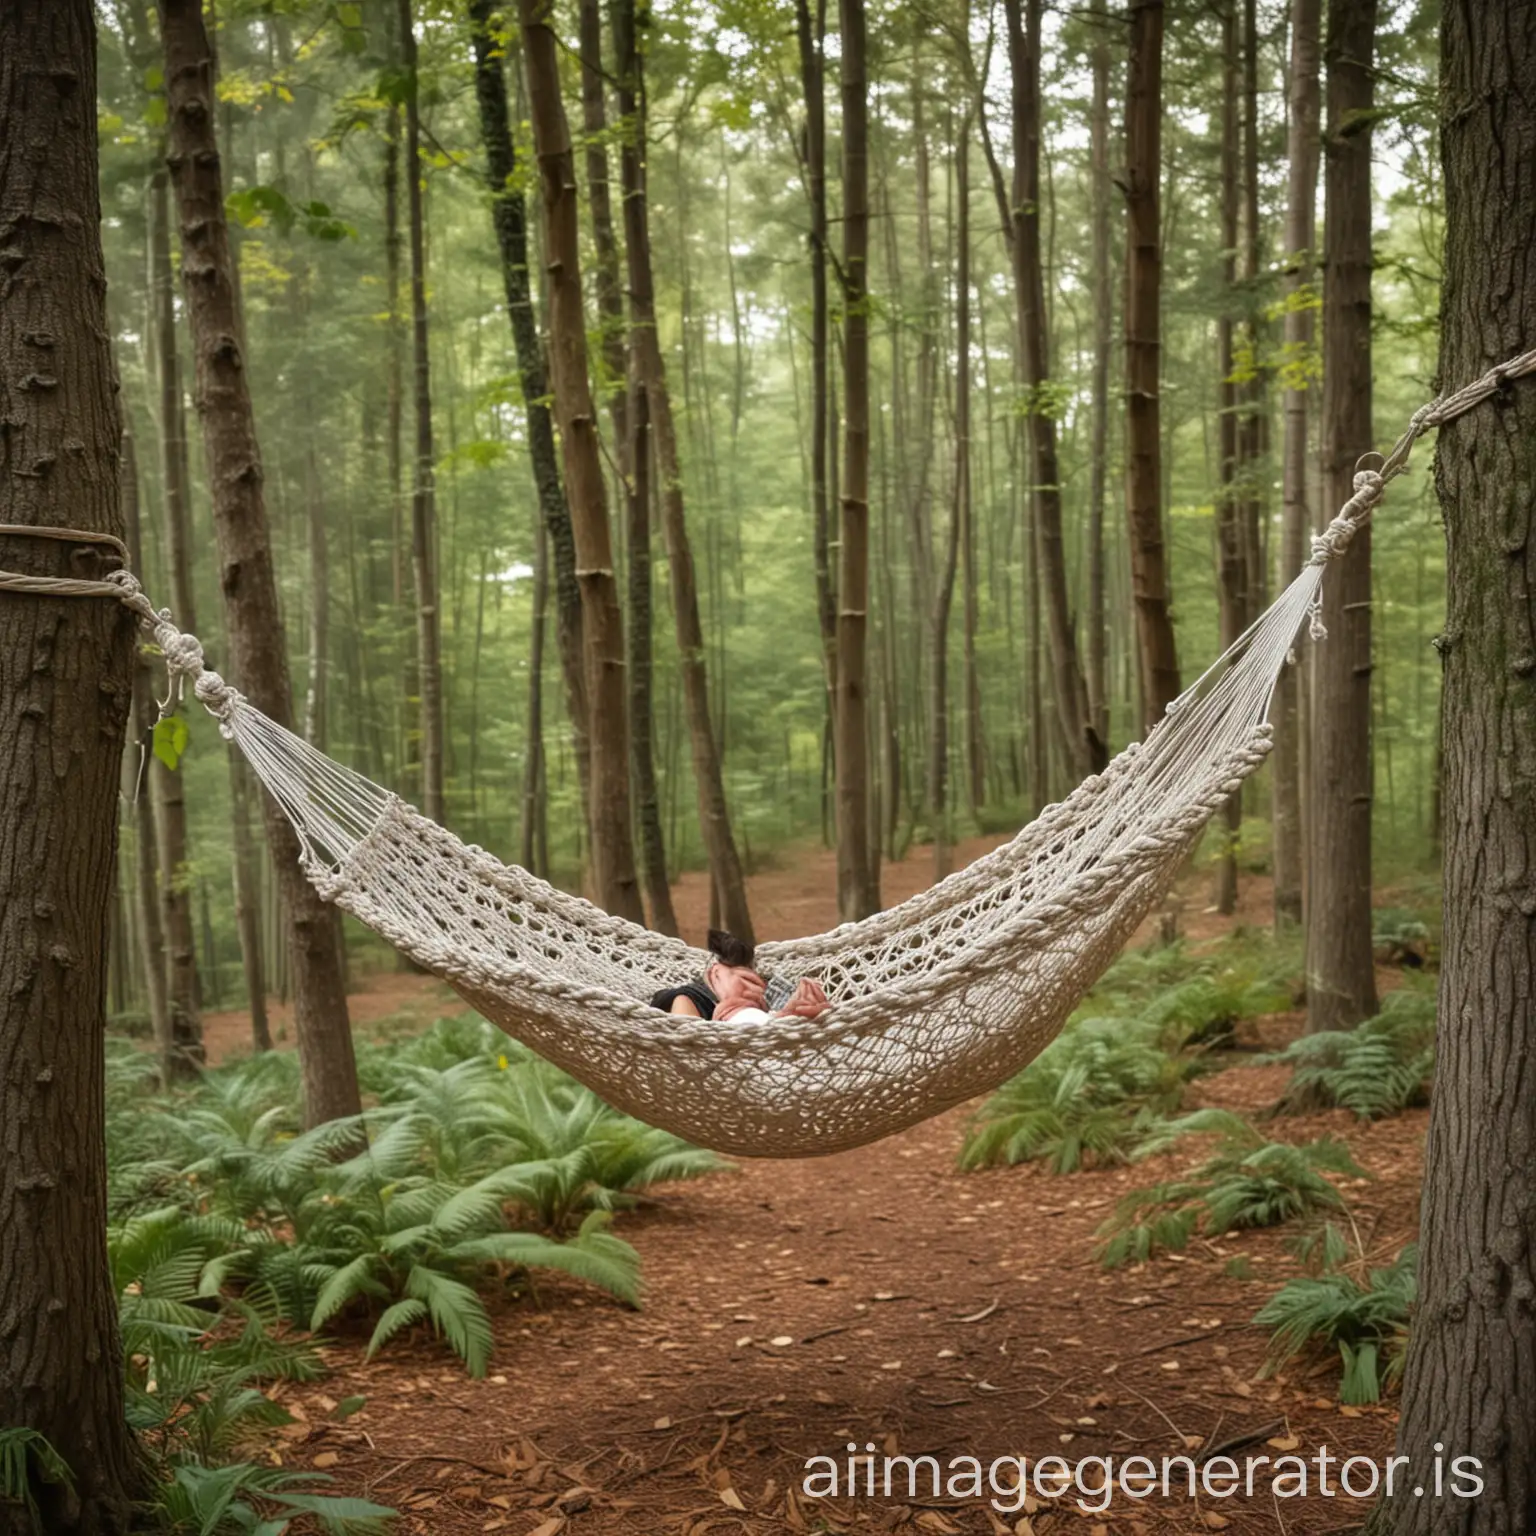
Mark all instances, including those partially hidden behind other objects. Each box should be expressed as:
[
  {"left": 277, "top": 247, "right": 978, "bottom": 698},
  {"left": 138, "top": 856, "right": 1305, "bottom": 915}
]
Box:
[
  {"left": 299, "top": 1160, "right": 641, "bottom": 1376},
  {"left": 961, "top": 1018, "right": 1196, "bottom": 1173},
  {"left": 1097, "top": 1111, "right": 1366, "bottom": 1267},
  {"left": 1269, "top": 988, "right": 1436, "bottom": 1118},
  {"left": 1254, "top": 1228, "right": 1417, "bottom": 1404}
]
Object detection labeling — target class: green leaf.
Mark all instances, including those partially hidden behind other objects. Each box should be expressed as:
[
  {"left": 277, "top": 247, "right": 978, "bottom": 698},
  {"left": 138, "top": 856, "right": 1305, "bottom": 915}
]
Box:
[
  {"left": 335, "top": 2, "right": 363, "bottom": 26},
  {"left": 152, "top": 714, "right": 190, "bottom": 772},
  {"left": 332, "top": 1395, "right": 367, "bottom": 1421},
  {"left": 143, "top": 96, "right": 168, "bottom": 129},
  {"left": 143, "top": 64, "right": 165, "bottom": 92}
]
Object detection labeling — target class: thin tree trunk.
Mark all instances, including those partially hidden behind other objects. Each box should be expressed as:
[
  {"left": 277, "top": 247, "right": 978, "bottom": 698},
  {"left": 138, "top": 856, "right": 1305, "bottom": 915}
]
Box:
[
  {"left": 148, "top": 158, "right": 204, "bottom": 1070},
  {"left": 932, "top": 117, "right": 972, "bottom": 879},
  {"left": 1237, "top": 0, "right": 1268, "bottom": 620},
  {"left": 1213, "top": 0, "right": 1245, "bottom": 916},
  {"left": 398, "top": 0, "right": 444, "bottom": 825},
  {"left": 1272, "top": 0, "right": 1321, "bottom": 928},
  {"left": 1373, "top": 10, "right": 1536, "bottom": 1530},
  {"left": 228, "top": 749, "right": 271, "bottom": 1051},
  {"left": 1086, "top": 37, "right": 1113, "bottom": 752},
  {"left": 1123, "top": 0, "right": 1181, "bottom": 732},
  {"left": 622, "top": 368, "right": 679, "bottom": 934},
  {"left": 578, "top": 0, "right": 627, "bottom": 450},
  {"left": 521, "top": 521, "right": 549, "bottom": 875},
  {"left": 1306, "top": 0, "right": 1377, "bottom": 1033},
  {"left": 303, "top": 446, "right": 328, "bottom": 749},
  {"left": 615, "top": 0, "right": 752, "bottom": 942},
  {"left": 123, "top": 431, "right": 176, "bottom": 1084},
  {"left": 160, "top": 0, "right": 362, "bottom": 1127},
  {"left": 1007, "top": 0, "right": 1101, "bottom": 781},
  {"left": 469, "top": 0, "right": 591, "bottom": 832},
  {"left": 834, "top": 0, "right": 879, "bottom": 920},
  {"left": 0, "top": 5, "right": 138, "bottom": 1525},
  {"left": 796, "top": 0, "right": 837, "bottom": 699},
  {"left": 519, "top": 0, "right": 644, "bottom": 923},
  {"left": 960, "top": 108, "right": 984, "bottom": 817},
  {"left": 383, "top": 89, "right": 412, "bottom": 794}
]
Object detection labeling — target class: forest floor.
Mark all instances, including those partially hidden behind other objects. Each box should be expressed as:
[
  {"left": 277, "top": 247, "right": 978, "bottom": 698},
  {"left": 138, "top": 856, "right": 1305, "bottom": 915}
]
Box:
[{"left": 205, "top": 842, "right": 1426, "bottom": 1536}]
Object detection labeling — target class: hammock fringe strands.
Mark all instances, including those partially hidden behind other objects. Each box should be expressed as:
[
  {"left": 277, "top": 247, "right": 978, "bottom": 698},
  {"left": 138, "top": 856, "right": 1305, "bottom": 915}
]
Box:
[{"left": 4, "top": 351, "right": 1534, "bottom": 1157}]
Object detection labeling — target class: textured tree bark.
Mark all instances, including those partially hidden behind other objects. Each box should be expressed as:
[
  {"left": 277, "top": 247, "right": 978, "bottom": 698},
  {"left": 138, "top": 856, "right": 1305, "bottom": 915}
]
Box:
[
  {"left": 959, "top": 112, "right": 984, "bottom": 821},
  {"left": 158, "top": 0, "right": 362, "bottom": 1127},
  {"left": 1306, "top": 0, "right": 1377, "bottom": 1033},
  {"left": 1368, "top": 8, "right": 1536, "bottom": 1532},
  {"left": 1006, "top": 0, "right": 1100, "bottom": 783},
  {"left": 1272, "top": 0, "right": 1321, "bottom": 929},
  {"left": 1085, "top": 36, "right": 1113, "bottom": 754},
  {"left": 521, "top": 520, "right": 549, "bottom": 878},
  {"left": 519, "top": 0, "right": 644, "bottom": 924},
  {"left": 1212, "top": 0, "right": 1244, "bottom": 917},
  {"left": 794, "top": 0, "right": 837, "bottom": 705},
  {"left": 1122, "top": 0, "right": 1181, "bottom": 733},
  {"left": 1236, "top": 0, "right": 1267, "bottom": 620},
  {"left": 0, "top": 4, "right": 138, "bottom": 1527},
  {"left": 614, "top": 0, "right": 754, "bottom": 944},
  {"left": 467, "top": 0, "right": 590, "bottom": 824},
  {"left": 834, "top": 0, "right": 879, "bottom": 921},
  {"left": 397, "top": 0, "right": 444, "bottom": 826}
]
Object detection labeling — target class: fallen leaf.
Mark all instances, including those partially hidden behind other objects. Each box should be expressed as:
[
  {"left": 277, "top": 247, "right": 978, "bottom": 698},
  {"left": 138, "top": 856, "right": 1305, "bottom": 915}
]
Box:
[
  {"left": 1267, "top": 1434, "right": 1300, "bottom": 1451},
  {"left": 527, "top": 1520, "right": 565, "bottom": 1536},
  {"left": 311, "top": 1452, "right": 339, "bottom": 1469},
  {"left": 770, "top": 1336, "right": 794, "bottom": 1348},
  {"left": 652, "top": 1416, "right": 672, "bottom": 1431},
  {"left": 1014, "top": 1520, "right": 1036, "bottom": 1536},
  {"left": 1201, "top": 1514, "right": 1231, "bottom": 1531}
]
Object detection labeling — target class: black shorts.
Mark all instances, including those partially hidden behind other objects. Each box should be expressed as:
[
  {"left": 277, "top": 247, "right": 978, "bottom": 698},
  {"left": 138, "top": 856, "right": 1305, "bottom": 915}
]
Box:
[{"left": 650, "top": 982, "right": 717, "bottom": 1019}]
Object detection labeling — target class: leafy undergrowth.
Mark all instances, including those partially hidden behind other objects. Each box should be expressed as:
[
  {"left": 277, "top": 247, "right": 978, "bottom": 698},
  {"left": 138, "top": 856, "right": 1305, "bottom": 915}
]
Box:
[
  {"left": 1096, "top": 1108, "right": 1366, "bottom": 1267},
  {"left": 1255, "top": 1224, "right": 1419, "bottom": 1404}
]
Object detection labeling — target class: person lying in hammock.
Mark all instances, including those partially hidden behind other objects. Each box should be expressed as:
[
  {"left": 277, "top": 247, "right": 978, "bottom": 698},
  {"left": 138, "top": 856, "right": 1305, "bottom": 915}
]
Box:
[{"left": 650, "top": 929, "right": 830, "bottom": 1023}]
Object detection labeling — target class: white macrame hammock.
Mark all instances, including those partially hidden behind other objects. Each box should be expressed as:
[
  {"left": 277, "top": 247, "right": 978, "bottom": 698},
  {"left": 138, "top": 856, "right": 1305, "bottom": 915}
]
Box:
[{"left": 11, "top": 354, "right": 1531, "bottom": 1157}]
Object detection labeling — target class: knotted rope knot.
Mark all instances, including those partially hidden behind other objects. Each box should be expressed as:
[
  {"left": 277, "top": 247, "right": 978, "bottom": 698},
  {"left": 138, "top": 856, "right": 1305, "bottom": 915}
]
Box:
[{"left": 1310, "top": 512, "right": 1359, "bottom": 564}]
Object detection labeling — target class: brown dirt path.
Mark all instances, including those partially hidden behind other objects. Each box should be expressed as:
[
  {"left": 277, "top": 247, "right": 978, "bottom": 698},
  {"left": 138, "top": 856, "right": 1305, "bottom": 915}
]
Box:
[{"left": 236, "top": 843, "right": 1427, "bottom": 1536}]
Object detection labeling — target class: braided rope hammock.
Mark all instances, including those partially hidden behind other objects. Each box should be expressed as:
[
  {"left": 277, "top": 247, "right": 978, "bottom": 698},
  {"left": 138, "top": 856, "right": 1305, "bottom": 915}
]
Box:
[{"left": 6, "top": 352, "right": 1533, "bottom": 1156}]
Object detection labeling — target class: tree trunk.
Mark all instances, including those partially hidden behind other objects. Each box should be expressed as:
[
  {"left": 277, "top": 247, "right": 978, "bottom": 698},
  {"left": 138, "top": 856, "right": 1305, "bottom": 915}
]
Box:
[
  {"left": 159, "top": 0, "right": 362, "bottom": 1127},
  {"left": 1306, "top": 0, "right": 1377, "bottom": 1033},
  {"left": 1085, "top": 37, "right": 1113, "bottom": 753},
  {"left": 614, "top": 0, "right": 753, "bottom": 943},
  {"left": 795, "top": 0, "right": 837, "bottom": 700},
  {"left": 960, "top": 109, "right": 984, "bottom": 819},
  {"left": 834, "top": 0, "right": 879, "bottom": 920},
  {"left": 1272, "top": 0, "right": 1321, "bottom": 928},
  {"left": 398, "top": 0, "right": 444, "bottom": 825},
  {"left": 1236, "top": 0, "right": 1267, "bottom": 620},
  {"left": 1212, "top": 0, "right": 1244, "bottom": 916},
  {"left": 123, "top": 432, "right": 176, "bottom": 1084},
  {"left": 0, "top": 5, "right": 138, "bottom": 1527},
  {"left": 578, "top": 0, "right": 627, "bottom": 448},
  {"left": 228, "top": 749, "right": 271, "bottom": 1051},
  {"left": 931, "top": 118, "right": 972, "bottom": 880},
  {"left": 518, "top": 0, "right": 644, "bottom": 924},
  {"left": 467, "top": 0, "right": 590, "bottom": 825},
  {"left": 1006, "top": 0, "right": 1100, "bottom": 782},
  {"left": 1371, "top": 10, "right": 1536, "bottom": 1531},
  {"left": 622, "top": 370, "right": 679, "bottom": 934},
  {"left": 1123, "top": 0, "right": 1181, "bottom": 732},
  {"left": 521, "top": 520, "right": 549, "bottom": 876},
  {"left": 303, "top": 447, "right": 328, "bottom": 750},
  {"left": 148, "top": 160, "right": 204, "bottom": 1070}
]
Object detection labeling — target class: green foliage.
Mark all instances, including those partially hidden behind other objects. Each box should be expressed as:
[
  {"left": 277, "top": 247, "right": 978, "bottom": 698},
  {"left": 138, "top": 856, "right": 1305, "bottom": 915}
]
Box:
[
  {"left": 1269, "top": 988, "right": 1436, "bottom": 1118},
  {"left": 1097, "top": 1110, "right": 1366, "bottom": 1268},
  {"left": 962, "top": 932, "right": 1296, "bottom": 1175},
  {"left": 153, "top": 713, "right": 191, "bottom": 771},
  {"left": 1254, "top": 1229, "right": 1417, "bottom": 1405},
  {"left": 960, "top": 1018, "right": 1196, "bottom": 1174},
  {"left": 0, "top": 1428, "right": 74, "bottom": 1535},
  {"left": 105, "top": 1021, "right": 723, "bottom": 1377}
]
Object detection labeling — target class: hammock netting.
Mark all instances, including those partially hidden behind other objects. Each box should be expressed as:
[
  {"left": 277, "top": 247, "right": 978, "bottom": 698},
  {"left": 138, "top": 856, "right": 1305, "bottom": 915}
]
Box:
[{"left": 13, "top": 349, "right": 1524, "bottom": 1157}]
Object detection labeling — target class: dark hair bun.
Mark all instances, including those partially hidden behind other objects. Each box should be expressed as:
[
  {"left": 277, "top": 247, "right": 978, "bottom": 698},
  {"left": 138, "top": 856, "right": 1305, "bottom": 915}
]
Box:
[{"left": 707, "top": 928, "right": 755, "bottom": 969}]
